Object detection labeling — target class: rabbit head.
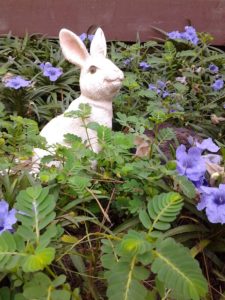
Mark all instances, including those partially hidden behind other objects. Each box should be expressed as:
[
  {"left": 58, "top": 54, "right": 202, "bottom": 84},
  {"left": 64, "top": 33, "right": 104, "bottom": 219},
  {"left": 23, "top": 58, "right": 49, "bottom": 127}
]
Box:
[{"left": 59, "top": 28, "right": 124, "bottom": 101}]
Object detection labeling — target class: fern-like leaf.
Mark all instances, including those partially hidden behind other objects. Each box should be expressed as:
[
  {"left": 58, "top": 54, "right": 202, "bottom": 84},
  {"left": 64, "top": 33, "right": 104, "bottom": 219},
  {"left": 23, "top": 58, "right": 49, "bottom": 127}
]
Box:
[
  {"left": 152, "top": 238, "right": 208, "bottom": 300},
  {"left": 15, "top": 186, "right": 56, "bottom": 245},
  {"left": 146, "top": 192, "right": 183, "bottom": 232},
  {"left": 0, "top": 231, "right": 24, "bottom": 270},
  {"left": 105, "top": 259, "right": 148, "bottom": 300}
]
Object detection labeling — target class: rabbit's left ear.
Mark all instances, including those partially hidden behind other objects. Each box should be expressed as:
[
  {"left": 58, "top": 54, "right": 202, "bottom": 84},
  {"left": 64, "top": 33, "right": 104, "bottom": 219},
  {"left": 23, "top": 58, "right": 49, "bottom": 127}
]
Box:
[{"left": 90, "top": 28, "right": 107, "bottom": 57}]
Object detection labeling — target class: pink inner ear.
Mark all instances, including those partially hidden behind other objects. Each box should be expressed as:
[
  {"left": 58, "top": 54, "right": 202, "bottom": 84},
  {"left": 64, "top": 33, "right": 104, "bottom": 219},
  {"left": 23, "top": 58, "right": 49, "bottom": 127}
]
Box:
[{"left": 59, "top": 29, "right": 89, "bottom": 67}]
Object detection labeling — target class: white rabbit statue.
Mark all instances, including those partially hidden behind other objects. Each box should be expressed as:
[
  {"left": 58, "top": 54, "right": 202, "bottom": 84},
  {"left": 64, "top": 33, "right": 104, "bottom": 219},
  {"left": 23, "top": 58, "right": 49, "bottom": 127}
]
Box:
[{"left": 33, "top": 27, "right": 124, "bottom": 169}]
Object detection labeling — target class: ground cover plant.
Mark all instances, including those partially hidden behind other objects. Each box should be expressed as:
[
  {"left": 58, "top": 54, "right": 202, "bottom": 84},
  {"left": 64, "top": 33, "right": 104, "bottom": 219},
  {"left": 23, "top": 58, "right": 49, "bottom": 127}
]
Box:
[{"left": 0, "top": 26, "right": 225, "bottom": 299}]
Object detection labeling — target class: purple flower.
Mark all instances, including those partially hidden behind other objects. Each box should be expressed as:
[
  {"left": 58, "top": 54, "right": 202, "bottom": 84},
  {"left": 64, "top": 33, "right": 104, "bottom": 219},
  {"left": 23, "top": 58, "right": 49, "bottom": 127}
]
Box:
[
  {"left": 197, "top": 184, "right": 225, "bottom": 224},
  {"left": 4, "top": 76, "right": 31, "bottom": 90},
  {"left": 123, "top": 57, "right": 133, "bottom": 65},
  {"left": 168, "top": 26, "right": 199, "bottom": 46},
  {"left": 195, "top": 138, "right": 220, "bottom": 153},
  {"left": 212, "top": 79, "right": 224, "bottom": 91},
  {"left": 176, "top": 145, "right": 206, "bottom": 184},
  {"left": 167, "top": 30, "right": 181, "bottom": 39},
  {"left": 79, "top": 33, "right": 94, "bottom": 42},
  {"left": 148, "top": 80, "right": 170, "bottom": 99},
  {"left": 157, "top": 80, "right": 166, "bottom": 90},
  {"left": 139, "top": 61, "right": 150, "bottom": 71},
  {"left": 0, "top": 200, "right": 17, "bottom": 234},
  {"left": 182, "top": 26, "right": 199, "bottom": 45},
  {"left": 148, "top": 84, "right": 161, "bottom": 94},
  {"left": 40, "top": 62, "right": 63, "bottom": 82},
  {"left": 208, "top": 64, "right": 219, "bottom": 74},
  {"left": 39, "top": 62, "right": 51, "bottom": 71},
  {"left": 162, "top": 91, "right": 170, "bottom": 98}
]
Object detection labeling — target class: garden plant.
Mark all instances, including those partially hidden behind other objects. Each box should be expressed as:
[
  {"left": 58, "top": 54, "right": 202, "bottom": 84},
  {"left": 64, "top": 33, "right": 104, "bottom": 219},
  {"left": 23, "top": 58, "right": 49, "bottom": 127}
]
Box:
[{"left": 0, "top": 25, "right": 225, "bottom": 299}]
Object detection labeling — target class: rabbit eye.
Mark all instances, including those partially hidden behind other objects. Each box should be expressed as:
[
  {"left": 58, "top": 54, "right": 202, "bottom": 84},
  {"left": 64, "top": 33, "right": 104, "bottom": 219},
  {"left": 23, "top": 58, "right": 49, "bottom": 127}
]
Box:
[{"left": 89, "top": 65, "right": 97, "bottom": 74}]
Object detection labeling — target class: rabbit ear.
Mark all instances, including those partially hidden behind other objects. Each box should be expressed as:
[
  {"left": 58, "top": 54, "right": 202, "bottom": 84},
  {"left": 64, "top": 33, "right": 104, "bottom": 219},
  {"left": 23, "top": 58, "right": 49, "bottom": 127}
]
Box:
[
  {"left": 59, "top": 29, "right": 89, "bottom": 68},
  {"left": 90, "top": 28, "right": 107, "bottom": 57}
]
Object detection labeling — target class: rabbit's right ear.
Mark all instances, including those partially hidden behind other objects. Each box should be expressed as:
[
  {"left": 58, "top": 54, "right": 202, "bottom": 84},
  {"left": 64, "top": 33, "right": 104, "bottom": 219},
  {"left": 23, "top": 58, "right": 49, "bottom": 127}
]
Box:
[{"left": 59, "top": 29, "right": 89, "bottom": 68}]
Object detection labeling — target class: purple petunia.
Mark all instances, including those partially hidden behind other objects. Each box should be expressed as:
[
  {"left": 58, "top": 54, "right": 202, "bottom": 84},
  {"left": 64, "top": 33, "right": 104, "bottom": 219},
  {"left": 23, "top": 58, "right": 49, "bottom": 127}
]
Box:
[
  {"left": 212, "top": 79, "right": 224, "bottom": 91},
  {"left": 0, "top": 200, "right": 17, "bottom": 234},
  {"left": 168, "top": 26, "right": 199, "bottom": 46},
  {"left": 39, "top": 62, "right": 63, "bottom": 82},
  {"left": 197, "top": 184, "right": 225, "bottom": 224},
  {"left": 4, "top": 76, "right": 31, "bottom": 90},
  {"left": 139, "top": 61, "right": 151, "bottom": 71},
  {"left": 176, "top": 145, "right": 206, "bottom": 186},
  {"left": 79, "top": 33, "right": 94, "bottom": 42},
  {"left": 208, "top": 64, "right": 219, "bottom": 74}
]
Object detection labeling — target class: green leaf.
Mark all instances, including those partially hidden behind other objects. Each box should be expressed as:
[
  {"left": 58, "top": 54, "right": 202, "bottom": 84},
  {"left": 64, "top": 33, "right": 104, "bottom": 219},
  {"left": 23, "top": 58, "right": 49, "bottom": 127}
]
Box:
[
  {"left": 0, "top": 231, "right": 24, "bottom": 271},
  {"left": 0, "top": 287, "right": 10, "bottom": 300},
  {"left": 23, "top": 272, "right": 51, "bottom": 298},
  {"left": 147, "top": 192, "right": 183, "bottom": 232},
  {"left": 105, "top": 260, "right": 148, "bottom": 300},
  {"left": 23, "top": 247, "right": 55, "bottom": 272},
  {"left": 68, "top": 175, "right": 91, "bottom": 195},
  {"left": 15, "top": 186, "right": 57, "bottom": 244},
  {"left": 164, "top": 41, "right": 176, "bottom": 62},
  {"left": 139, "top": 210, "right": 152, "bottom": 229},
  {"left": 176, "top": 50, "right": 197, "bottom": 57},
  {"left": 175, "top": 175, "right": 196, "bottom": 199},
  {"left": 157, "top": 127, "right": 175, "bottom": 145},
  {"left": 117, "top": 230, "right": 152, "bottom": 256},
  {"left": 97, "top": 125, "right": 112, "bottom": 144},
  {"left": 64, "top": 103, "right": 91, "bottom": 119},
  {"left": 152, "top": 238, "right": 208, "bottom": 300},
  {"left": 51, "top": 290, "right": 71, "bottom": 300}
]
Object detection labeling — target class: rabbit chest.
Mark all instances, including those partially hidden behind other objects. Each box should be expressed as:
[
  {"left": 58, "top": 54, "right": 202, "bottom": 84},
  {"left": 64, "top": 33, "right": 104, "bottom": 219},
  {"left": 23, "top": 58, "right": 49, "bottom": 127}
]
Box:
[{"left": 40, "top": 97, "right": 113, "bottom": 153}]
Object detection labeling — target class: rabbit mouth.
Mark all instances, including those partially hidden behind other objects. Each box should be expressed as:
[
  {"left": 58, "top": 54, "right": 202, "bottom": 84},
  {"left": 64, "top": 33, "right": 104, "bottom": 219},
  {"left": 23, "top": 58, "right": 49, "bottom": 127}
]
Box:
[{"left": 105, "top": 78, "right": 123, "bottom": 86}]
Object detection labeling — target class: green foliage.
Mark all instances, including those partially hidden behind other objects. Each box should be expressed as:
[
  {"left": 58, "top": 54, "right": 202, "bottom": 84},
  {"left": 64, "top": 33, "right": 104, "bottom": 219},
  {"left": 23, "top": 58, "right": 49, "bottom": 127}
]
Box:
[
  {"left": 1, "top": 27, "right": 225, "bottom": 299},
  {"left": 15, "top": 185, "right": 56, "bottom": 245},
  {"left": 174, "top": 175, "right": 197, "bottom": 198},
  {"left": 0, "top": 186, "right": 58, "bottom": 275},
  {"left": 152, "top": 238, "right": 208, "bottom": 300},
  {"left": 145, "top": 192, "right": 183, "bottom": 232},
  {"left": 105, "top": 260, "right": 148, "bottom": 300},
  {"left": 102, "top": 231, "right": 208, "bottom": 300},
  {"left": 0, "top": 272, "right": 74, "bottom": 300}
]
